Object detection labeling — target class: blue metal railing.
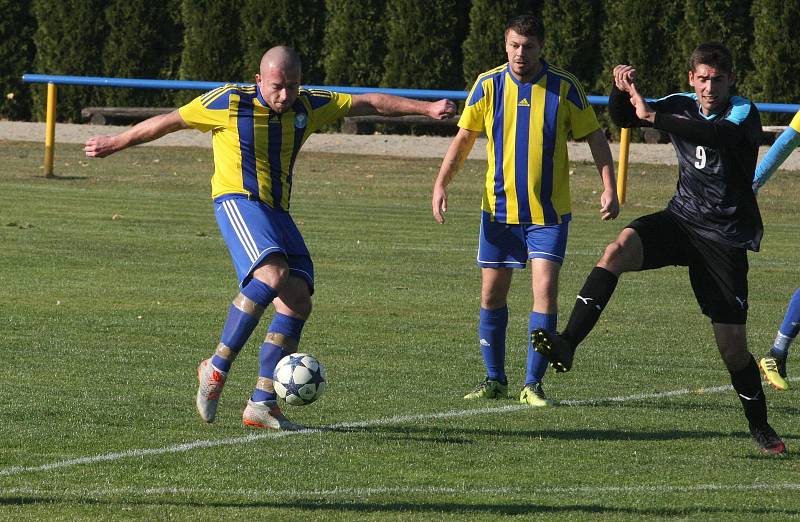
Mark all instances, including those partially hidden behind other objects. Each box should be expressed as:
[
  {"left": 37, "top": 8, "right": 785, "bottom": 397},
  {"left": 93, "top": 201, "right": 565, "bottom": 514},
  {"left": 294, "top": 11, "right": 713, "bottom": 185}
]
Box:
[
  {"left": 20, "top": 73, "right": 800, "bottom": 183},
  {"left": 22, "top": 73, "right": 800, "bottom": 113}
]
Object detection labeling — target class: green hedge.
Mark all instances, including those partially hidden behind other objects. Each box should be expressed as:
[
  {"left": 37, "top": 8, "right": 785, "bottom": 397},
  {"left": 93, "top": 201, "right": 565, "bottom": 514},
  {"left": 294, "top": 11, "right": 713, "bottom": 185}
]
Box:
[
  {"left": 101, "top": 0, "right": 183, "bottom": 108},
  {"left": 323, "top": 0, "right": 386, "bottom": 87},
  {"left": 0, "top": 1, "right": 35, "bottom": 120},
  {"left": 31, "top": 0, "right": 106, "bottom": 122},
  {"left": 461, "top": 0, "right": 541, "bottom": 88},
  {"left": 9, "top": 1, "right": 800, "bottom": 122},
  {"left": 745, "top": 0, "right": 800, "bottom": 123},
  {"left": 383, "top": 0, "right": 470, "bottom": 90},
  {"left": 240, "top": 0, "right": 326, "bottom": 85}
]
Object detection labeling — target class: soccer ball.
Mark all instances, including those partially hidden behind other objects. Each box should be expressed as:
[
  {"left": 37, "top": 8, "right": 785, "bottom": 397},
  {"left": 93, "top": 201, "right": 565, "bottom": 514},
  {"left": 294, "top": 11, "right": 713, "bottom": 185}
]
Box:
[{"left": 273, "top": 353, "right": 327, "bottom": 406}]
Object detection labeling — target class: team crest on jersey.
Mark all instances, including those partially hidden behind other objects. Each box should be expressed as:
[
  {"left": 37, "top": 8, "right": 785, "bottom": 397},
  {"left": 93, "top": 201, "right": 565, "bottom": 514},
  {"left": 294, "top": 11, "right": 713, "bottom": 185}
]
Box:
[{"left": 295, "top": 113, "right": 307, "bottom": 129}]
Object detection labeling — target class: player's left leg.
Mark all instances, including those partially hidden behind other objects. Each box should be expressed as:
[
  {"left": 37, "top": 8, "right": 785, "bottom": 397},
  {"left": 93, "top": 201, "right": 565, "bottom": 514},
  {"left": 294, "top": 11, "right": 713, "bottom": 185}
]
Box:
[
  {"left": 715, "top": 324, "right": 786, "bottom": 456},
  {"left": 760, "top": 287, "right": 800, "bottom": 390},
  {"left": 691, "top": 242, "right": 785, "bottom": 456},
  {"left": 244, "top": 274, "right": 311, "bottom": 430},
  {"left": 520, "top": 222, "right": 568, "bottom": 406}
]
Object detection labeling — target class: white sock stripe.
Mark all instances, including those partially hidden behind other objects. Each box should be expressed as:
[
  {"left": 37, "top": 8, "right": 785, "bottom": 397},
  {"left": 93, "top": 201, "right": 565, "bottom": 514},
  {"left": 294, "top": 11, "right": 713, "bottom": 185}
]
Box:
[
  {"left": 221, "top": 200, "right": 258, "bottom": 262},
  {"left": 2, "top": 376, "right": 796, "bottom": 478}
]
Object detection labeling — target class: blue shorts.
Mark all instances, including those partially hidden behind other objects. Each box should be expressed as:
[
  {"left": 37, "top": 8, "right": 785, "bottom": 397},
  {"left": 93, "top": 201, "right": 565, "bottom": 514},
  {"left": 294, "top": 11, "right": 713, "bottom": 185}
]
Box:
[
  {"left": 477, "top": 211, "right": 569, "bottom": 269},
  {"left": 214, "top": 195, "right": 314, "bottom": 292}
]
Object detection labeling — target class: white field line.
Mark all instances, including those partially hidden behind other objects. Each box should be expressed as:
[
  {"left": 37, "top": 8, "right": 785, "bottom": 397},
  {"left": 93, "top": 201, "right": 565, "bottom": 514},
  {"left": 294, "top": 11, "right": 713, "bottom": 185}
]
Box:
[
  {"left": 1, "top": 377, "right": 796, "bottom": 479},
  {"left": 3, "top": 483, "right": 800, "bottom": 499}
]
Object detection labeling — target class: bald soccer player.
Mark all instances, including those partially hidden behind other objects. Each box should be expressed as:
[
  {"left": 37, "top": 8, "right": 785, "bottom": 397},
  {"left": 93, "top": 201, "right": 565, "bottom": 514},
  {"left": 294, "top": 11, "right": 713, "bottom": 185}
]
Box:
[{"left": 85, "top": 46, "right": 456, "bottom": 430}]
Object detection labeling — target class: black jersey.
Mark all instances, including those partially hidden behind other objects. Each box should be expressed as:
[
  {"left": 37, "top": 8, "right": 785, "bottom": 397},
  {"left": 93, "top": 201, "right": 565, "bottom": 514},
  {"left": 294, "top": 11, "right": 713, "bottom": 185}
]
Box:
[{"left": 609, "top": 86, "right": 763, "bottom": 251}]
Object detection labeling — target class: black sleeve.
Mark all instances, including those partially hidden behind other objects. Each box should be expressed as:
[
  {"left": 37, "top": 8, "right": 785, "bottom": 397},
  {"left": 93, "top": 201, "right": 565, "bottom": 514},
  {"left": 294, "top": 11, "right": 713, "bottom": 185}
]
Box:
[
  {"left": 608, "top": 84, "right": 642, "bottom": 128},
  {"left": 652, "top": 113, "right": 748, "bottom": 148}
]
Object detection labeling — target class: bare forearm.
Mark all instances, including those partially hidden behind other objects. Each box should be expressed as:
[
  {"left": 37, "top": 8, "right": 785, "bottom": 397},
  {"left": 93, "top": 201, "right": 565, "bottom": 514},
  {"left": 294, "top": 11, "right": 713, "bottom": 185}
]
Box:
[
  {"left": 586, "top": 129, "right": 616, "bottom": 189},
  {"left": 116, "top": 111, "right": 188, "bottom": 150},
  {"left": 436, "top": 130, "right": 476, "bottom": 187},
  {"left": 85, "top": 110, "right": 189, "bottom": 158},
  {"left": 349, "top": 94, "right": 456, "bottom": 119}
]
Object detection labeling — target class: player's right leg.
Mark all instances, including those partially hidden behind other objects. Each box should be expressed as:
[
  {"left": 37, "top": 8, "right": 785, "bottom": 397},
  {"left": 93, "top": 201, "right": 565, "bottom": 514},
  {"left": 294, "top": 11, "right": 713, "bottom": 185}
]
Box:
[
  {"left": 532, "top": 228, "right": 641, "bottom": 371},
  {"left": 198, "top": 196, "right": 288, "bottom": 423},
  {"left": 197, "top": 276, "right": 277, "bottom": 423},
  {"left": 466, "top": 268, "right": 513, "bottom": 400},
  {"left": 467, "top": 212, "right": 522, "bottom": 400},
  {"left": 759, "top": 287, "right": 799, "bottom": 391},
  {"left": 534, "top": 213, "right": 677, "bottom": 372}
]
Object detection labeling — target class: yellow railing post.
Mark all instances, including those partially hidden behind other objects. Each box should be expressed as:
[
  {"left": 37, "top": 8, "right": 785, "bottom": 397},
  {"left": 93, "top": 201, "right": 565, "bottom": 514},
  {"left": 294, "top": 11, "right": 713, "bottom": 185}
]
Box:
[
  {"left": 617, "top": 127, "right": 630, "bottom": 204},
  {"left": 44, "top": 82, "right": 57, "bottom": 178}
]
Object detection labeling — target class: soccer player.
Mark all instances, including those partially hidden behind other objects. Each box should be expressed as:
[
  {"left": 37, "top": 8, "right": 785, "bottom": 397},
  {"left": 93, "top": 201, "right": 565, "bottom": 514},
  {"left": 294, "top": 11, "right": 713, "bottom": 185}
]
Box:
[
  {"left": 752, "top": 110, "right": 800, "bottom": 392},
  {"left": 85, "top": 46, "right": 456, "bottom": 430},
  {"left": 531, "top": 43, "right": 787, "bottom": 456},
  {"left": 432, "top": 15, "right": 619, "bottom": 407}
]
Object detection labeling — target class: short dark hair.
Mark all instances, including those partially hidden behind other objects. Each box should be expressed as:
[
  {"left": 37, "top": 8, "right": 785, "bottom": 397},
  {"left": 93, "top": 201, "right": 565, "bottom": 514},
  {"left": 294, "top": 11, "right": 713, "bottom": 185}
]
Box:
[
  {"left": 505, "top": 14, "right": 544, "bottom": 42},
  {"left": 689, "top": 42, "right": 733, "bottom": 74}
]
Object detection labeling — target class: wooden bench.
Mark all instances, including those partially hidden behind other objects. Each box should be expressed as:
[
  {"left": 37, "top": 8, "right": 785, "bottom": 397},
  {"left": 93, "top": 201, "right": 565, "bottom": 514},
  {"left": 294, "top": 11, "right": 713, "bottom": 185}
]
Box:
[
  {"left": 341, "top": 114, "right": 460, "bottom": 135},
  {"left": 81, "top": 107, "right": 174, "bottom": 125}
]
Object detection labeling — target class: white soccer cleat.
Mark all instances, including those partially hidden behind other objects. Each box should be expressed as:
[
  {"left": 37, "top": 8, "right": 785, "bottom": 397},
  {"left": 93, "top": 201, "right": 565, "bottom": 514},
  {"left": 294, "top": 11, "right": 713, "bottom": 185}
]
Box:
[
  {"left": 196, "top": 358, "right": 227, "bottom": 423},
  {"left": 242, "top": 399, "right": 304, "bottom": 430}
]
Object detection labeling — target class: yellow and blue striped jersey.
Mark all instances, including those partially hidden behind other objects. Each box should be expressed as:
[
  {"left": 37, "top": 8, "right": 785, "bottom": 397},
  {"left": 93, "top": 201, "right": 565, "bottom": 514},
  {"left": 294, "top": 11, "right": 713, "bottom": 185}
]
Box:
[
  {"left": 460, "top": 61, "right": 599, "bottom": 225},
  {"left": 179, "top": 84, "right": 352, "bottom": 210}
]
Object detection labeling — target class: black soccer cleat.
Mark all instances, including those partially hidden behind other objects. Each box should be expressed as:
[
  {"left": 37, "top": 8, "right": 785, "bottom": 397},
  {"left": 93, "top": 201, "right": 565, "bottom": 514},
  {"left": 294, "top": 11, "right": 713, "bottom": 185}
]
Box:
[
  {"left": 531, "top": 329, "right": 575, "bottom": 373},
  {"left": 750, "top": 424, "right": 788, "bottom": 457}
]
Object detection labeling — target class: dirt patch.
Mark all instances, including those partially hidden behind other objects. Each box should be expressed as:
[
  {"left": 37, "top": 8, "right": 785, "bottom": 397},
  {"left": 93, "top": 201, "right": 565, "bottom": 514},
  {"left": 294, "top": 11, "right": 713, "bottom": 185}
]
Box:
[{"left": 2, "top": 121, "right": 797, "bottom": 169}]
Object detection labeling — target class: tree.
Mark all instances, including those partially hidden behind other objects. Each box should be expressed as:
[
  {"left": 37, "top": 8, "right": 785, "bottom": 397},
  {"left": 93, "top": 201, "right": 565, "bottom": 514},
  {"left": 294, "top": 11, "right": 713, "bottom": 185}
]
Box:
[
  {"left": 0, "top": 0, "right": 36, "bottom": 120},
  {"left": 462, "top": 0, "right": 541, "bottom": 87},
  {"left": 598, "top": 0, "right": 684, "bottom": 138},
  {"left": 744, "top": 0, "right": 800, "bottom": 123},
  {"left": 541, "top": 0, "right": 603, "bottom": 93},
  {"left": 178, "top": 0, "right": 244, "bottom": 104},
  {"left": 323, "top": 0, "right": 386, "bottom": 87},
  {"left": 31, "top": 0, "right": 107, "bottom": 122},
  {"left": 239, "top": 0, "right": 327, "bottom": 85},
  {"left": 678, "top": 0, "right": 753, "bottom": 93},
  {"left": 383, "top": 0, "right": 471, "bottom": 90},
  {"left": 102, "top": 0, "right": 183, "bottom": 108}
]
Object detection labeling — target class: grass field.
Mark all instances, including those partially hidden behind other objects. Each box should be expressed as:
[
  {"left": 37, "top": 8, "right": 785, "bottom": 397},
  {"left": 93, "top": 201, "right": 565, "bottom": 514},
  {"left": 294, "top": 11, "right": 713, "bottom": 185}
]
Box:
[{"left": 1, "top": 140, "right": 799, "bottom": 520}]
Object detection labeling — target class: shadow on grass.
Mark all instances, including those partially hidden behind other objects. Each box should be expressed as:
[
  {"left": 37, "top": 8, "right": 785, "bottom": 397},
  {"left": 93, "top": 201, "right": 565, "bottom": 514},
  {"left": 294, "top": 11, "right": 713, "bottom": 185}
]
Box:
[
  {"left": 35, "top": 175, "right": 90, "bottom": 181},
  {"left": 323, "top": 424, "right": 798, "bottom": 448},
  {"left": 1, "top": 495, "right": 797, "bottom": 518}
]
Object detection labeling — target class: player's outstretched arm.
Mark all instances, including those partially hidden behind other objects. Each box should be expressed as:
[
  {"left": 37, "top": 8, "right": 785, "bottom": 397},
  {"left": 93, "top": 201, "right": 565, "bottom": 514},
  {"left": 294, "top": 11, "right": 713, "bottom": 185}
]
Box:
[
  {"left": 432, "top": 128, "right": 478, "bottom": 224},
  {"left": 753, "top": 123, "right": 800, "bottom": 193},
  {"left": 349, "top": 93, "right": 456, "bottom": 120},
  {"left": 585, "top": 128, "right": 619, "bottom": 220},
  {"left": 84, "top": 110, "right": 190, "bottom": 158}
]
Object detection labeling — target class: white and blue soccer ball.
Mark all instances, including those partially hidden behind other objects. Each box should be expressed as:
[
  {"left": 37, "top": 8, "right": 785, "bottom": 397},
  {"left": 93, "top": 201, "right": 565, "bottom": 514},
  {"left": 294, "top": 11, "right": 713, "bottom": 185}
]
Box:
[{"left": 273, "top": 353, "right": 327, "bottom": 406}]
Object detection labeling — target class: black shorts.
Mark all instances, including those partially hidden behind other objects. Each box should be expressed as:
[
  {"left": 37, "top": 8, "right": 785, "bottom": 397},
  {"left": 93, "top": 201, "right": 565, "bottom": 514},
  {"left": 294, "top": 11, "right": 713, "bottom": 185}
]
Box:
[{"left": 627, "top": 210, "right": 749, "bottom": 324}]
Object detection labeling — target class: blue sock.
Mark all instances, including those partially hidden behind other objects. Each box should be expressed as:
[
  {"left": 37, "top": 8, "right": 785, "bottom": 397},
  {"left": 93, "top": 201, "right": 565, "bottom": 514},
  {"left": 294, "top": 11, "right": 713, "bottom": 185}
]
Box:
[
  {"left": 478, "top": 307, "right": 508, "bottom": 382},
  {"left": 252, "top": 313, "right": 306, "bottom": 402},
  {"left": 772, "top": 287, "right": 800, "bottom": 358},
  {"left": 211, "top": 279, "right": 277, "bottom": 372},
  {"left": 526, "top": 312, "right": 557, "bottom": 386}
]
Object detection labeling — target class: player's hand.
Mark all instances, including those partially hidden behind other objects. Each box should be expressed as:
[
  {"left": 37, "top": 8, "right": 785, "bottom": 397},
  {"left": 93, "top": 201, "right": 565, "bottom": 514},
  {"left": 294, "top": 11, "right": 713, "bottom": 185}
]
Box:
[
  {"left": 432, "top": 184, "right": 449, "bottom": 223},
  {"left": 428, "top": 99, "right": 457, "bottom": 120},
  {"left": 627, "top": 83, "right": 655, "bottom": 122},
  {"left": 613, "top": 65, "right": 636, "bottom": 92},
  {"left": 600, "top": 188, "right": 620, "bottom": 221},
  {"left": 84, "top": 136, "right": 117, "bottom": 158}
]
